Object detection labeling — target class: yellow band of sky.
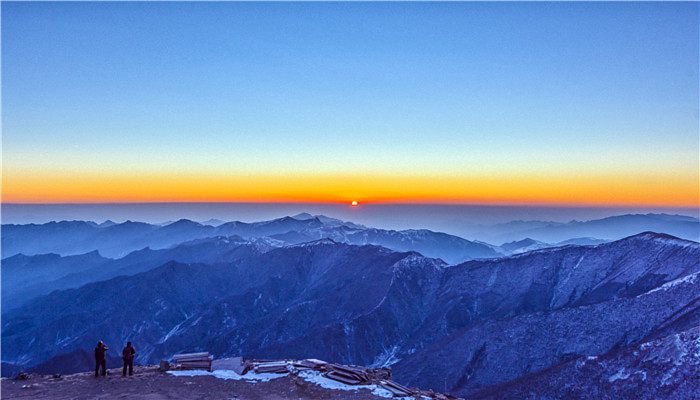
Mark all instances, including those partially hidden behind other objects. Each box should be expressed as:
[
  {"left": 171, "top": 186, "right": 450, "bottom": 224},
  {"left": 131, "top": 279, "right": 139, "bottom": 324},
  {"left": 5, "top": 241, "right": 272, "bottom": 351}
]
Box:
[{"left": 2, "top": 169, "right": 698, "bottom": 207}]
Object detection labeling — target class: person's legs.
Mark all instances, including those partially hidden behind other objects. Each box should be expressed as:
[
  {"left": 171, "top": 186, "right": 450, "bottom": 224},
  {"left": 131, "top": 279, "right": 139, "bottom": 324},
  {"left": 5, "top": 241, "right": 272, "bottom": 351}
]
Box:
[
  {"left": 100, "top": 359, "right": 107, "bottom": 376},
  {"left": 128, "top": 359, "right": 134, "bottom": 376},
  {"left": 123, "top": 359, "right": 127, "bottom": 376},
  {"left": 95, "top": 360, "right": 99, "bottom": 377}
]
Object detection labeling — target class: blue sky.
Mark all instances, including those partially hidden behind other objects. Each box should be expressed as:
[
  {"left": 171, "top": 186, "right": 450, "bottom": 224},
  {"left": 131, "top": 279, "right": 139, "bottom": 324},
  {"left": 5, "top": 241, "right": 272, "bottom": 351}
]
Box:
[{"left": 2, "top": 2, "right": 698, "bottom": 206}]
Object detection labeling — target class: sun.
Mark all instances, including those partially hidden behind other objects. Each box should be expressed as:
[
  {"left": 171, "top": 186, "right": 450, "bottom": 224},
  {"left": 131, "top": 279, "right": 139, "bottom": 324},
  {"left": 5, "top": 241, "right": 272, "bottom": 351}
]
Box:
[{"left": 351, "top": 200, "right": 359, "bottom": 207}]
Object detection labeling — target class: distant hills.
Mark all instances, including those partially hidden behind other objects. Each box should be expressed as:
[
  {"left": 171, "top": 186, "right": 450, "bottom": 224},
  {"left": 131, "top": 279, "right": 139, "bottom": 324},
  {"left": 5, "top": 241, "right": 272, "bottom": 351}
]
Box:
[
  {"left": 3, "top": 212, "right": 697, "bottom": 261},
  {"left": 495, "top": 236, "right": 609, "bottom": 255},
  {"left": 1, "top": 214, "right": 497, "bottom": 263},
  {"left": 470, "top": 213, "right": 699, "bottom": 243}
]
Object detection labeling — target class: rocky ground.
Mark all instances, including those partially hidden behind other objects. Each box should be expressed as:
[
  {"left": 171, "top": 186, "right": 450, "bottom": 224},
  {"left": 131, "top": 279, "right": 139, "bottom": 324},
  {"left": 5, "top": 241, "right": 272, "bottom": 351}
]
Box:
[{"left": 1, "top": 366, "right": 393, "bottom": 400}]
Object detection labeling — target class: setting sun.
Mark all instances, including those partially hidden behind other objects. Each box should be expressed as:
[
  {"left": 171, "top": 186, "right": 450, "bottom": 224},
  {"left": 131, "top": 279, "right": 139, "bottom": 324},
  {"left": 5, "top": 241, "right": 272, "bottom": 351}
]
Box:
[{"left": 351, "top": 200, "right": 359, "bottom": 207}]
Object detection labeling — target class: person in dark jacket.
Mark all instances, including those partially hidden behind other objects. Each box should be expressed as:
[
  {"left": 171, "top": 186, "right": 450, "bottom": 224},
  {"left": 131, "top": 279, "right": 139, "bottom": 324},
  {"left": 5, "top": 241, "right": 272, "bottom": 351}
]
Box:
[
  {"left": 94, "top": 341, "right": 108, "bottom": 377},
  {"left": 122, "top": 342, "right": 136, "bottom": 376}
]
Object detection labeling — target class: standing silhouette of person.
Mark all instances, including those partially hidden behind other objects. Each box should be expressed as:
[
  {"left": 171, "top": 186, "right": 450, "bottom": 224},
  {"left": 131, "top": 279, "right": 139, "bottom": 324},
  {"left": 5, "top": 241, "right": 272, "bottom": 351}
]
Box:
[
  {"left": 122, "top": 342, "right": 136, "bottom": 376},
  {"left": 94, "top": 341, "right": 108, "bottom": 377}
]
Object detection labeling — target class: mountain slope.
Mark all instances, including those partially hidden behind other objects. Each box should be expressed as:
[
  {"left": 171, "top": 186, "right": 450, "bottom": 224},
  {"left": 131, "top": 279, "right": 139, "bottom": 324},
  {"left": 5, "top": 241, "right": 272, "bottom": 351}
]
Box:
[
  {"left": 472, "top": 318, "right": 700, "bottom": 399},
  {"left": 401, "top": 232, "right": 699, "bottom": 354},
  {"left": 2, "top": 242, "right": 430, "bottom": 367},
  {"left": 393, "top": 269, "right": 700, "bottom": 395},
  {"left": 1, "top": 236, "right": 268, "bottom": 309},
  {"left": 1, "top": 250, "right": 110, "bottom": 305}
]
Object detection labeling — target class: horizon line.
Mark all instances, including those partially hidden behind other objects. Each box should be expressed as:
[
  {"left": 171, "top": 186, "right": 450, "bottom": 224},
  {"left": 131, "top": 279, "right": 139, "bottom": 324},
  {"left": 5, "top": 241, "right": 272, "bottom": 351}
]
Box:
[{"left": 2, "top": 200, "right": 699, "bottom": 210}]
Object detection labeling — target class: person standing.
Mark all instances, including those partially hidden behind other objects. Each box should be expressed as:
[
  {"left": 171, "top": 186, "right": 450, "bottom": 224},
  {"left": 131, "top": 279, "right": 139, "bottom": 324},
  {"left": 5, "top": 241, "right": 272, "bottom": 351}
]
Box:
[
  {"left": 94, "top": 341, "right": 108, "bottom": 377},
  {"left": 122, "top": 342, "right": 136, "bottom": 376}
]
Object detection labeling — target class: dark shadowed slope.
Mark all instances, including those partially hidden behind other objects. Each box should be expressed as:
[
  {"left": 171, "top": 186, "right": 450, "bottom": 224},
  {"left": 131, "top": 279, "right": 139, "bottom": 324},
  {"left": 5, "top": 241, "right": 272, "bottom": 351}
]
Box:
[
  {"left": 472, "top": 317, "right": 700, "bottom": 400},
  {"left": 1, "top": 236, "right": 270, "bottom": 310},
  {"left": 1, "top": 251, "right": 110, "bottom": 306},
  {"left": 2, "top": 241, "right": 433, "bottom": 369}
]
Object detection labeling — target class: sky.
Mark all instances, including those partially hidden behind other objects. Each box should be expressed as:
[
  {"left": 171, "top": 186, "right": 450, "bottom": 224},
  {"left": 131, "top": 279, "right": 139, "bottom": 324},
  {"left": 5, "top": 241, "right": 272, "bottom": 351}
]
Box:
[{"left": 2, "top": 2, "right": 699, "bottom": 208}]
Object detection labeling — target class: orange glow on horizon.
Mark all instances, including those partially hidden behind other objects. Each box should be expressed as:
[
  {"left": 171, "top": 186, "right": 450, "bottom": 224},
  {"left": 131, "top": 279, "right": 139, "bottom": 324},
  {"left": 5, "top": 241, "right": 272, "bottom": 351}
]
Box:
[{"left": 2, "top": 168, "right": 698, "bottom": 208}]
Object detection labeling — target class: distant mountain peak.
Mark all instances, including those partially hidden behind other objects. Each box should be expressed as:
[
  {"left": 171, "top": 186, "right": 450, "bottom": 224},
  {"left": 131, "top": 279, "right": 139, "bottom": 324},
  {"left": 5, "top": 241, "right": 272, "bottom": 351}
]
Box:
[
  {"left": 621, "top": 231, "right": 699, "bottom": 246},
  {"left": 169, "top": 218, "right": 200, "bottom": 225},
  {"left": 200, "top": 218, "right": 226, "bottom": 227},
  {"left": 276, "top": 216, "right": 297, "bottom": 222},
  {"left": 500, "top": 238, "right": 541, "bottom": 247},
  {"left": 83, "top": 249, "right": 103, "bottom": 257},
  {"left": 292, "top": 212, "right": 314, "bottom": 220}
]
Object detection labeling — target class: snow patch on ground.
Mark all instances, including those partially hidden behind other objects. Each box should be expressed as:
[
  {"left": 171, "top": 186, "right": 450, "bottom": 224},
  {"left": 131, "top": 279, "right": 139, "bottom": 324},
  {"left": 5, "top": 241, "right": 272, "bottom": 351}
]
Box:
[
  {"left": 298, "top": 370, "right": 374, "bottom": 392},
  {"left": 167, "top": 369, "right": 286, "bottom": 383},
  {"left": 298, "top": 370, "right": 412, "bottom": 399}
]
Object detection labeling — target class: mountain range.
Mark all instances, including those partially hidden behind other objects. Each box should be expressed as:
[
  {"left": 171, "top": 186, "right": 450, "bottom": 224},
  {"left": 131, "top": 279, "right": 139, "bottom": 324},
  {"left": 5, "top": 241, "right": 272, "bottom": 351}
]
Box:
[
  {"left": 2, "top": 223, "right": 699, "bottom": 398},
  {"left": 5, "top": 212, "right": 694, "bottom": 311},
  {"left": 468, "top": 213, "right": 699, "bottom": 244},
  {"left": 1, "top": 214, "right": 497, "bottom": 263},
  {"left": 4, "top": 212, "right": 697, "bottom": 262}
]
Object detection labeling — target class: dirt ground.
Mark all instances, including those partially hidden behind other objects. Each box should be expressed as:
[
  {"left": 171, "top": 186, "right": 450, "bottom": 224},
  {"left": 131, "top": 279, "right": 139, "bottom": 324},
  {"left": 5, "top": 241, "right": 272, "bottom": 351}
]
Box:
[{"left": 1, "top": 366, "right": 390, "bottom": 400}]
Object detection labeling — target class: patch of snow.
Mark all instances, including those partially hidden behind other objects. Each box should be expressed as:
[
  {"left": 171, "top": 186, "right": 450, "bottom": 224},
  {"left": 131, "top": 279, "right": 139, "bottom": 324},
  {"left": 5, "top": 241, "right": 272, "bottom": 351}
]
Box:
[
  {"left": 576, "top": 355, "right": 599, "bottom": 368},
  {"left": 640, "top": 342, "right": 653, "bottom": 350},
  {"left": 608, "top": 368, "right": 648, "bottom": 383},
  {"left": 486, "top": 267, "right": 498, "bottom": 287},
  {"left": 168, "top": 370, "right": 211, "bottom": 378},
  {"left": 608, "top": 368, "right": 630, "bottom": 382},
  {"left": 638, "top": 370, "right": 647, "bottom": 381},
  {"left": 287, "top": 238, "right": 336, "bottom": 248},
  {"left": 646, "top": 272, "right": 699, "bottom": 295},
  {"left": 661, "top": 367, "right": 677, "bottom": 386},
  {"left": 651, "top": 236, "right": 697, "bottom": 248},
  {"left": 168, "top": 369, "right": 287, "bottom": 383},
  {"left": 298, "top": 370, "right": 412, "bottom": 399},
  {"left": 298, "top": 370, "right": 373, "bottom": 391},
  {"left": 159, "top": 321, "right": 185, "bottom": 344},
  {"left": 370, "top": 345, "right": 401, "bottom": 368}
]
